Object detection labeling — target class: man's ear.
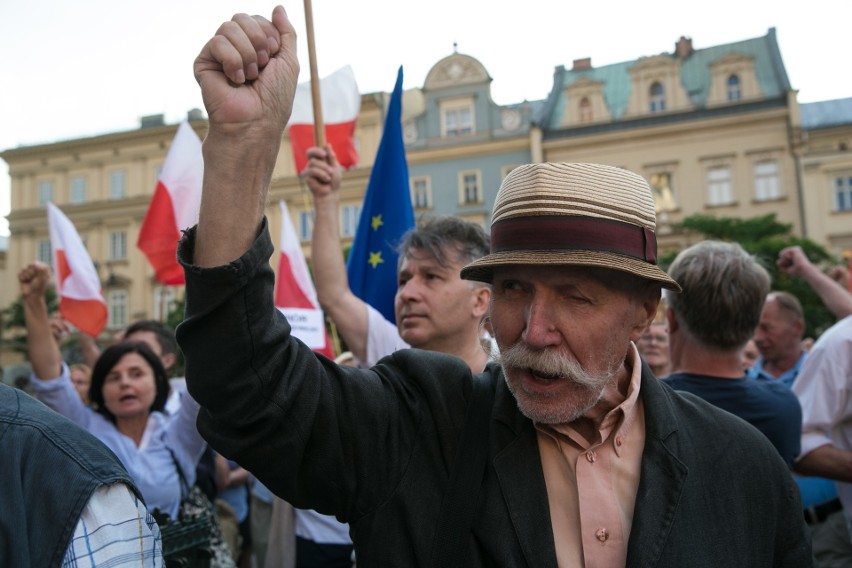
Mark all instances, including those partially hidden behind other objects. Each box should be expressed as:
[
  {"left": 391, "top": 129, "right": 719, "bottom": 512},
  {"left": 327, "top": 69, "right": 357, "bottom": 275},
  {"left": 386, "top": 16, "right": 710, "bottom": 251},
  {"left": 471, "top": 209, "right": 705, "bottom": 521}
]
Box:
[
  {"left": 666, "top": 306, "right": 678, "bottom": 334},
  {"left": 162, "top": 352, "right": 177, "bottom": 373},
  {"left": 472, "top": 286, "right": 491, "bottom": 319},
  {"left": 630, "top": 291, "right": 659, "bottom": 341}
]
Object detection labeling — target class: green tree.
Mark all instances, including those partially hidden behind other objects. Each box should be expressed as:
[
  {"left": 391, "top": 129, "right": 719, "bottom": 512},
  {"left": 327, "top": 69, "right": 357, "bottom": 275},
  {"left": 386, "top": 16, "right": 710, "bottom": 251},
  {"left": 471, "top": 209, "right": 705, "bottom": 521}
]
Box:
[
  {"left": 668, "top": 213, "right": 842, "bottom": 338},
  {"left": 1, "top": 287, "right": 59, "bottom": 358}
]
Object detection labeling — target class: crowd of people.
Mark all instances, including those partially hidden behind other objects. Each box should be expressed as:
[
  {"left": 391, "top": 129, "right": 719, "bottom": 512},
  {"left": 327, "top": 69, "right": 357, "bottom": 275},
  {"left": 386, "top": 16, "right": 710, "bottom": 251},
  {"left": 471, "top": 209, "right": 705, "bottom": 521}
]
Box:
[{"left": 4, "top": 6, "right": 852, "bottom": 567}]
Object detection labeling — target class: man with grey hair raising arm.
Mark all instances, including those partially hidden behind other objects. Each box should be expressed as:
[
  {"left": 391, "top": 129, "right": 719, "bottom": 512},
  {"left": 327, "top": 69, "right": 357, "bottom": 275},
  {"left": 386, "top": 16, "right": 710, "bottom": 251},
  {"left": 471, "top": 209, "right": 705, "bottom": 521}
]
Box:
[{"left": 178, "top": 7, "right": 809, "bottom": 566}]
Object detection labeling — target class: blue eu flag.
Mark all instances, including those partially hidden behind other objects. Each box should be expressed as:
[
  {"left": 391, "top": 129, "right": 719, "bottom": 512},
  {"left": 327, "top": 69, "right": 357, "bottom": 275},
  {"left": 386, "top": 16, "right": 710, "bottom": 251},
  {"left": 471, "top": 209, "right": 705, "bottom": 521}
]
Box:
[{"left": 346, "top": 66, "right": 415, "bottom": 323}]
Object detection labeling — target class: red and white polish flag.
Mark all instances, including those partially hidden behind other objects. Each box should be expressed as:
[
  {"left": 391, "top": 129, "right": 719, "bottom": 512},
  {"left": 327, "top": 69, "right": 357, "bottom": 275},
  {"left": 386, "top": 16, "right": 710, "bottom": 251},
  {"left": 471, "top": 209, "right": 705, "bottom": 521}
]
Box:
[
  {"left": 137, "top": 121, "right": 203, "bottom": 285},
  {"left": 275, "top": 201, "right": 335, "bottom": 359},
  {"left": 46, "top": 202, "right": 107, "bottom": 337},
  {"left": 288, "top": 65, "right": 360, "bottom": 173}
]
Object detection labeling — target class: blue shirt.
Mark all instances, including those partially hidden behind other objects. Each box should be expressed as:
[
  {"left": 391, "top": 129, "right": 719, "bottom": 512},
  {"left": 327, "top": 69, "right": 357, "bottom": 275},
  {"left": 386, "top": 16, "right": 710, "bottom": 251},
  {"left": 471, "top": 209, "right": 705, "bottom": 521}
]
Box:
[
  {"left": 31, "top": 363, "right": 207, "bottom": 519},
  {"left": 748, "top": 351, "right": 807, "bottom": 387},
  {"left": 664, "top": 372, "right": 802, "bottom": 467}
]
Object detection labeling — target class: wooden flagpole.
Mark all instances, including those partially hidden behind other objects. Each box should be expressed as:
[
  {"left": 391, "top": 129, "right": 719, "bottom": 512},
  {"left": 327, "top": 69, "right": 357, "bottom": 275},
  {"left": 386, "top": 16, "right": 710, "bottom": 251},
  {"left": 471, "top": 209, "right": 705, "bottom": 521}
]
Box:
[
  {"left": 303, "top": 0, "right": 325, "bottom": 147},
  {"left": 302, "top": 0, "right": 343, "bottom": 357}
]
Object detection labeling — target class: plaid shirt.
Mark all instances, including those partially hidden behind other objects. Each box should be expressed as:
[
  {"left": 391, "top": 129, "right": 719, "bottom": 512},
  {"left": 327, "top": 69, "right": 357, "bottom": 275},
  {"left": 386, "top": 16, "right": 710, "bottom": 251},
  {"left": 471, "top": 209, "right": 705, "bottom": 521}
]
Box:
[{"left": 63, "top": 483, "right": 163, "bottom": 567}]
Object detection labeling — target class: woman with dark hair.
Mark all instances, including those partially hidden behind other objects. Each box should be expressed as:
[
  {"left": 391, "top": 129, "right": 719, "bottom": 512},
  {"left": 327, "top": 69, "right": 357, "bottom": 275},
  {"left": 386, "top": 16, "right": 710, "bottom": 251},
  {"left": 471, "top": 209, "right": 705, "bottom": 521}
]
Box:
[{"left": 19, "top": 262, "right": 207, "bottom": 521}]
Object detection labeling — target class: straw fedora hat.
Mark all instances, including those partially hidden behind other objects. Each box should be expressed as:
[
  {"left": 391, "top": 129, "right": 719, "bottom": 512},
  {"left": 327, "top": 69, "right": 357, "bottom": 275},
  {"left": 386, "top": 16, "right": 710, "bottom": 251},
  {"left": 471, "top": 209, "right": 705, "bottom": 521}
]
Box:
[{"left": 460, "top": 162, "right": 681, "bottom": 291}]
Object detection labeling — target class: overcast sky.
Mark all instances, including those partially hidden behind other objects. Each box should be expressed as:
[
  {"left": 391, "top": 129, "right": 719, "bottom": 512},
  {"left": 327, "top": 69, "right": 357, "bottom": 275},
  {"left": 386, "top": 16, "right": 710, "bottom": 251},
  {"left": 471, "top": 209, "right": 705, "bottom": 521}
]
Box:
[{"left": 1, "top": 0, "right": 849, "bottom": 236}]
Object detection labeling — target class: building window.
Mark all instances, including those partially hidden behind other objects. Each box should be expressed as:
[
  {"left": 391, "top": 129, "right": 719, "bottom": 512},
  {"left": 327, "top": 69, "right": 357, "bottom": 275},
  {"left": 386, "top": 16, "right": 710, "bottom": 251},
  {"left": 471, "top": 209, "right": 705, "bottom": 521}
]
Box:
[
  {"left": 459, "top": 171, "right": 482, "bottom": 205},
  {"left": 754, "top": 160, "right": 781, "bottom": 201},
  {"left": 707, "top": 166, "right": 733, "bottom": 205},
  {"left": 836, "top": 176, "right": 852, "bottom": 212},
  {"left": 727, "top": 74, "right": 742, "bottom": 101},
  {"left": 107, "top": 290, "right": 129, "bottom": 329},
  {"left": 109, "top": 170, "right": 126, "bottom": 200},
  {"left": 108, "top": 231, "right": 127, "bottom": 260},
  {"left": 152, "top": 285, "right": 177, "bottom": 321},
  {"left": 37, "top": 239, "right": 52, "bottom": 266},
  {"left": 340, "top": 204, "right": 362, "bottom": 238},
  {"left": 650, "top": 172, "right": 676, "bottom": 213},
  {"left": 38, "top": 180, "right": 54, "bottom": 207},
  {"left": 299, "top": 210, "right": 314, "bottom": 242},
  {"left": 442, "top": 103, "right": 474, "bottom": 137},
  {"left": 649, "top": 82, "right": 666, "bottom": 112},
  {"left": 70, "top": 176, "right": 87, "bottom": 204},
  {"left": 579, "top": 97, "right": 593, "bottom": 123},
  {"left": 411, "top": 177, "right": 432, "bottom": 210}
]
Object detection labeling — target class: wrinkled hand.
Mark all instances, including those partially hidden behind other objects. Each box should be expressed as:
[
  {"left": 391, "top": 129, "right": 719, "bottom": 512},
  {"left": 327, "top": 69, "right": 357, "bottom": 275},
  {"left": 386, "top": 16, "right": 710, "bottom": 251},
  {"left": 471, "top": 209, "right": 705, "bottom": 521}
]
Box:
[
  {"left": 194, "top": 5, "right": 299, "bottom": 137},
  {"left": 18, "top": 262, "right": 52, "bottom": 301},
  {"left": 304, "top": 146, "right": 342, "bottom": 198},
  {"left": 776, "top": 246, "right": 812, "bottom": 278}
]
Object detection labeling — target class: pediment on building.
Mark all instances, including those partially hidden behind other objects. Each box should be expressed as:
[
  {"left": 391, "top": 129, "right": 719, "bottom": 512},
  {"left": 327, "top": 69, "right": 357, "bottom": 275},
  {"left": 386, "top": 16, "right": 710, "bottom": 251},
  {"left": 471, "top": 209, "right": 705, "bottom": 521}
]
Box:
[
  {"left": 629, "top": 54, "right": 677, "bottom": 73},
  {"left": 424, "top": 53, "right": 491, "bottom": 90}
]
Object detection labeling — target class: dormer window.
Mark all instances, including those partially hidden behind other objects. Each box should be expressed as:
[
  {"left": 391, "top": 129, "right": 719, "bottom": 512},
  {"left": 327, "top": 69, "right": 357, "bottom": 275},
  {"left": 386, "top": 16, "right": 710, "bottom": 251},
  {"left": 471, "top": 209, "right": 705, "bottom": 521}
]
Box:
[
  {"left": 579, "top": 97, "right": 593, "bottom": 123},
  {"left": 649, "top": 82, "right": 666, "bottom": 112},
  {"left": 727, "top": 75, "right": 742, "bottom": 101}
]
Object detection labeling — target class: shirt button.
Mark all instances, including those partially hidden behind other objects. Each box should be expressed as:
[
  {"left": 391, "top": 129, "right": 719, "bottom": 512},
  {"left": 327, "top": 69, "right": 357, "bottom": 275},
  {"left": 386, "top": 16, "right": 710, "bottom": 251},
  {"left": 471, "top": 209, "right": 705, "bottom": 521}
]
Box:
[
  {"left": 596, "top": 528, "right": 609, "bottom": 542},
  {"left": 586, "top": 451, "right": 596, "bottom": 463}
]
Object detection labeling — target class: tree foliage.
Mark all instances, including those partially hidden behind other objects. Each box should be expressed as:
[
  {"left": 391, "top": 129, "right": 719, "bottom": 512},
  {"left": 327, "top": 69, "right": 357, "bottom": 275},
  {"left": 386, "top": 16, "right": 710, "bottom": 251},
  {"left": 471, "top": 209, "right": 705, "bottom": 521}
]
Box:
[
  {"left": 668, "top": 213, "right": 843, "bottom": 338},
  {"left": 1, "top": 287, "right": 59, "bottom": 357}
]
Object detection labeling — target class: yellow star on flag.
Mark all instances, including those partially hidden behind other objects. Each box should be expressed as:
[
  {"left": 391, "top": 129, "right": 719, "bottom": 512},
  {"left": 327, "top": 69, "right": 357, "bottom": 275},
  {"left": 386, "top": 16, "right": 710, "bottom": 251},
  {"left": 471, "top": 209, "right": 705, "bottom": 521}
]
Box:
[
  {"left": 368, "top": 251, "right": 384, "bottom": 269},
  {"left": 371, "top": 215, "right": 384, "bottom": 231}
]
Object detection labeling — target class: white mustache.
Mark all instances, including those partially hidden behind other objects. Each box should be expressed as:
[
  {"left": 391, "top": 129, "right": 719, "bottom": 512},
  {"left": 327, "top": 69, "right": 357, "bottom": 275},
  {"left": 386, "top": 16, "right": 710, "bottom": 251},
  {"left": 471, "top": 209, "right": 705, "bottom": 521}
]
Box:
[{"left": 495, "top": 343, "right": 605, "bottom": 389}]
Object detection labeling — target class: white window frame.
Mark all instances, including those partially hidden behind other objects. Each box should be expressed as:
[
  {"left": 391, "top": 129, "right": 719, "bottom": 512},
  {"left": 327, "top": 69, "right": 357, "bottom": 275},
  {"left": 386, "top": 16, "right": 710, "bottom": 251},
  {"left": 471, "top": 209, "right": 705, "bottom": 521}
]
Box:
[
  {"left": 459, "top": 170, "right": 483, "bottom": 205},
  {"left": 107, "top": 290, "right": 129, "bottom": 329},
  {"left": 835, "top": 175, "right": 852, "bottom": 212},
  {"left": 108, "top": 230, "right": 127, "bottom": 260},
  {"left": 441, "top": 99, "right": 474, "bottom": 138},
  {"left": 754, "top": 160, "right": 781, "bottom": 201},
  {"left": 37, "top": 239, "right": 53, "bottom": 266},
  {"left": 109, "top": 170, "right": 126, "bottom": 200},
  {"left": 38, "top": 180, "right": 54, "bottom": 207},
  {"left": 299, "top": 210, "right": 314, "bottom": 242},
  {"left": 649, "top": 82, "right": 666, "bottom": 112},
  {"left": 70, "top": 176, "right": 87, "bottom": 204},
  {"left": 727, "top": 74, "right": 742, "bottom": 101},
  {"left": 411, "top": 176, "right": 432, "bottom": 210},
  {"left": 340, "top": 204, "right": 362, "bottom": 238},
  {"left": 707, "top": 165, "right": 733, "bottom": 206}
]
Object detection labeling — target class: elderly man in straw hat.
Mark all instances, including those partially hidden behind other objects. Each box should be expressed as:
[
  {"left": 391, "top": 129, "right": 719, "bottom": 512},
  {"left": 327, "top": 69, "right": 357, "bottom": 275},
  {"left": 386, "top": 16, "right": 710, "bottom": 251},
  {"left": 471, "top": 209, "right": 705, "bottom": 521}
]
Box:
[{"left": 178, "top": 7, "right": 809, "bottom": 566}]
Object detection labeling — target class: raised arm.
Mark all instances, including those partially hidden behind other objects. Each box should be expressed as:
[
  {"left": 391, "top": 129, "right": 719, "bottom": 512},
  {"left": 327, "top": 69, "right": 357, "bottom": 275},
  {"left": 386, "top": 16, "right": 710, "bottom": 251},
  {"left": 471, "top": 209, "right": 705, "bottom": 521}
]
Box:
[
  {"left": 777, "top": 246, "right": 852, "bottom": 319},
  {"left": 192, "top": 6, "right": 299, "bottom": 267},
  {"left": 19, "top": 262, "right": 63, "bottom": 380},
  {"left": 305, "top": 145, "right": 370, "bottom": 361}
]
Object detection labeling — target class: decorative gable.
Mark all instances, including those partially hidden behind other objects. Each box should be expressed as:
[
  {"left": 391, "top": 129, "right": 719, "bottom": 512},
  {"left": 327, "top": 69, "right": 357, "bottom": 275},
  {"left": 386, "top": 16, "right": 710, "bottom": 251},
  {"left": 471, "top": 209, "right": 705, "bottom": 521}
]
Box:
[
  {"left": 706, "top": 52, "right": 763, "bottom": 107},
  {"left": 424, "top": 54, "right": 490, "bottom": 90},
  {"left": 624, "top": 55, "right": 692, "bottom": 118},
  {"left": 560, "top": 77, "right": 612, "bottom": 127}
]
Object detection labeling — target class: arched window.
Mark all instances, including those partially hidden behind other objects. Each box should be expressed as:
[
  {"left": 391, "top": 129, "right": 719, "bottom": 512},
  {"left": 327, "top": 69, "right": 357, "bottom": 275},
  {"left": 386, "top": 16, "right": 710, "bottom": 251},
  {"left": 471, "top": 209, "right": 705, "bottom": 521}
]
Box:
[
  {"left": 579, "top": 97, "right": 593, "bottom": 123},
  {"left": 727, "top": 74, "right": 742, "bottom": 101},
  {"left": 649, "top": 82, "right": 666, "bottom": 112}
]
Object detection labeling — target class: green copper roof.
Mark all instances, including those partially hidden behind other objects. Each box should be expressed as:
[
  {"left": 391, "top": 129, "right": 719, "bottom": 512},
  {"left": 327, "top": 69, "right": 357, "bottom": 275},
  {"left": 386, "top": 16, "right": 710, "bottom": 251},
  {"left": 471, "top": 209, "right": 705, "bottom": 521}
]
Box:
[{"left": 551, "top": 28, "right": 789, "bottom": 124}]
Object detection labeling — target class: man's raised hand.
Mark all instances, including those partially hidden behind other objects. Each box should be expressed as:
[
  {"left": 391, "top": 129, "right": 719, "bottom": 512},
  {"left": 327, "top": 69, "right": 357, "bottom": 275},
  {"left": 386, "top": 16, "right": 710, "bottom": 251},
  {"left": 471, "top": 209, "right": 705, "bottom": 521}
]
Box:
[{"left": 194, "top": 5, "right": 299, "bottom": 137}]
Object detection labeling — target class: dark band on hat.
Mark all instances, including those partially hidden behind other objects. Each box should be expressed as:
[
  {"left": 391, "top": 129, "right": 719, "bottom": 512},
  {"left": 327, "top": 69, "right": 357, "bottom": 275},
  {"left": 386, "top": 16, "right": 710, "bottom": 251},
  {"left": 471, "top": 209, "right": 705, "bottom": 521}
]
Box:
[{"left": 490, "top": 215, "right": 658, "bottom": 264}]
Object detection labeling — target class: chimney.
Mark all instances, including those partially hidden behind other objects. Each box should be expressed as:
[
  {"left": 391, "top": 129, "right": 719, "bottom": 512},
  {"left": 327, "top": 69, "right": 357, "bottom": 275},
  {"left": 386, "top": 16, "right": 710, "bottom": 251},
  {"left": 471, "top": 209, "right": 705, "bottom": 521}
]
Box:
[
  {"left": 572, "top": 58, "right": 592, "bottom": 71},
  {"left": 675, "top": 36, "right": 693, "bottom": 59},
  {"left": 139, "top": 114, "right": 165, "bottom": 128},
  {"left": 187, "top": 108, "right": 204, "bottom": 122}
]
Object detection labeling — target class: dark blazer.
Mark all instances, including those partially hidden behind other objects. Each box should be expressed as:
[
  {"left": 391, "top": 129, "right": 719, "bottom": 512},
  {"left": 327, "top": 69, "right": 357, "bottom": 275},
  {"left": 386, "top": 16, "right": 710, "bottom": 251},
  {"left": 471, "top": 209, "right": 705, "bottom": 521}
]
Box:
[{"left": 178, "top": 222, "right": 810, "bottom": 567}]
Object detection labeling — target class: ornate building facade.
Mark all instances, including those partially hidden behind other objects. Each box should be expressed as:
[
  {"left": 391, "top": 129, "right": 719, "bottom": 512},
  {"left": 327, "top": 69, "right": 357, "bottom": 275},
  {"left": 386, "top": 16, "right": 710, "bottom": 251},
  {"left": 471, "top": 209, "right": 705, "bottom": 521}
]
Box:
[{"left": 2, "top": 31, "right": 850, "bottom": 369}]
